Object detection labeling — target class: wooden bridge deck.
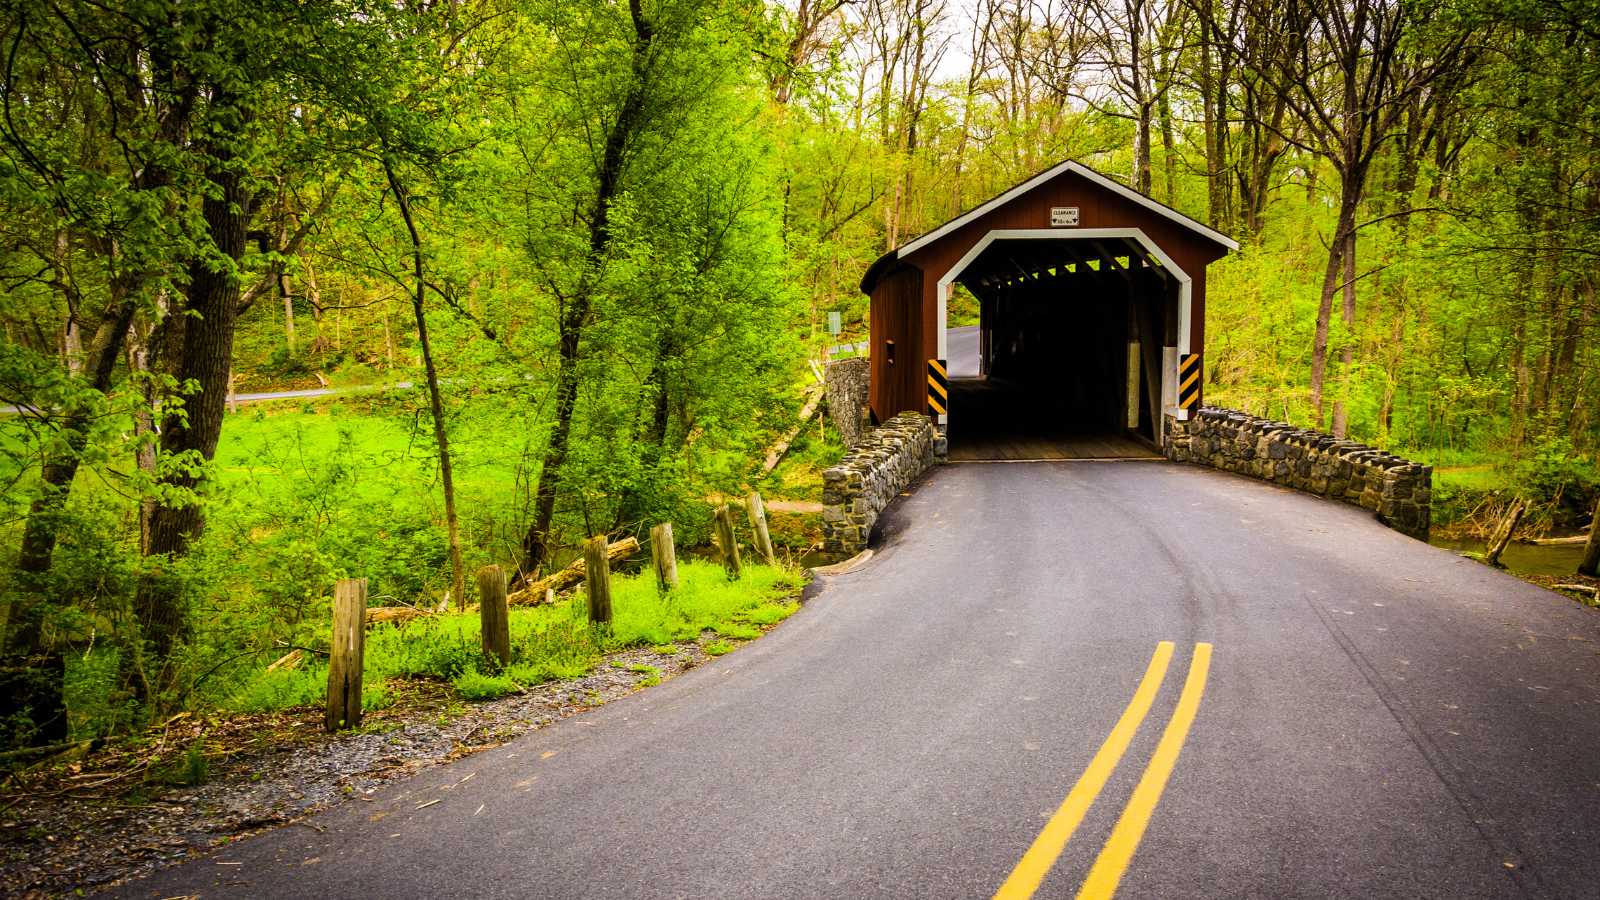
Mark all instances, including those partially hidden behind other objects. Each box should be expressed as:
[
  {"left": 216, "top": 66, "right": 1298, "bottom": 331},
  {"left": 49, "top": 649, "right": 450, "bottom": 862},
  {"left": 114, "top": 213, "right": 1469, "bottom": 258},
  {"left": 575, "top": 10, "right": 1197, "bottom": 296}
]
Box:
[
  {"left": 943, "top": 377, "right": 1162, "bottom": 462},
  {"left": 946, "top": 432, "right": 1160, "bottom": 461}
]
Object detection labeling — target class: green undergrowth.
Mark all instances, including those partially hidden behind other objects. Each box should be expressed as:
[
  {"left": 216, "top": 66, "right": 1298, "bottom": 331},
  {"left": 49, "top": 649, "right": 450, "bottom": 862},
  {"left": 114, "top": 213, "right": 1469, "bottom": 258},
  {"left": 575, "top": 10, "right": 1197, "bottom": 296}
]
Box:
[
  {"left": 227, "top": 561, "right": 803, "bottom": 711},
  {"left": 758, "top": 417, "right": 844, "bottom": 501},
  {"left": 1421, "top": 437, "right": 1599, "bottom": 532}
]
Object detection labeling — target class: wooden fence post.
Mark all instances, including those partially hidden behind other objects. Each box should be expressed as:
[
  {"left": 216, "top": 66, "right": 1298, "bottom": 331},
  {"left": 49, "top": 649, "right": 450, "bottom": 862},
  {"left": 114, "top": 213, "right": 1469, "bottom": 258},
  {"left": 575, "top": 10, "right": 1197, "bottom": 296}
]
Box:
[
  {"left": 583, "top": 536, "right": 613, "bottom": 624},
  {"left": 651, "top": 522, "right": 678, "bottom": 593},
  {"left": 1580, "top": 499, "right": 1599, "bottom": 577},
  {"left": 325, "top": 578, "right": 367, "bottom": 732},
  {"left": 478, "top": 565, "right": 510, "bottom": 666},
  {"left": 714, "top": 504, "right": 743, "bottom": 580},
  {"left": 746, "top": 492, "right": 777, "bottom": 566}
]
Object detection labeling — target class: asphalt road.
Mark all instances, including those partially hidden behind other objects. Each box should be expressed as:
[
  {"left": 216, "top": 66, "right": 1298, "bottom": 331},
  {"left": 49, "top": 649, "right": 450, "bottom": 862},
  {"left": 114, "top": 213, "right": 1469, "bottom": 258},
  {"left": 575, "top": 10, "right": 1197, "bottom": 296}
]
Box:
[
  {"left": 949, "top": 324, "right": 980, "bottom": 377},
  {"left": 112, "top": 462, "right": 1600, "bottom": 899}
]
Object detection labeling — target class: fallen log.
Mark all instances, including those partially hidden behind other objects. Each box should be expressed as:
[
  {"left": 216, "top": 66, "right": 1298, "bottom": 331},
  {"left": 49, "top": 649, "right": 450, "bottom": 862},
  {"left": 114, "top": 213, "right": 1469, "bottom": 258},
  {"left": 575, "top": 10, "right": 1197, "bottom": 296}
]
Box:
[
  {"left": 0, "top": 739, "right": 93, "bottom": 765},
  {"left": 1553, "top": 583, "right": 1599, "bottom": 597},
  {"left": 1484, "top": 500, "right": 1526, "bottom": 568},
  {"left": 358, "top": 541, "right": 640, "bottom": 623},
  {"left": 510, "top": 537, "right": 639, "bottom": 606},
  {"left": 266, "top": 649, "right": 305, "bottom": 672},
  {"left": 762, "top": 385, "right": 825, "bottom": 475},
  {"left": 1582, "top": 501, "right": 1599, "bottom": 577},
  {"left": 365, "top": 606, "right": 431, "bottom": 627},
  {"left": 1530, "top": 535, "right": 1588, "bottom": 546}
]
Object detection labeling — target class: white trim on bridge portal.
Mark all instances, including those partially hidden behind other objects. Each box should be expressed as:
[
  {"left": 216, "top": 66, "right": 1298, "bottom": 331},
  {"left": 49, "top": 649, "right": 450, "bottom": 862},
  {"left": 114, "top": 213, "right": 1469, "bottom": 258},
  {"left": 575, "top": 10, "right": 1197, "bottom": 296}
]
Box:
[
  {"left": 896, "top": 160, "right": 1240, "bottom": 261},
  {"left": 934, "top": 227, "right": 1192, "bottom": 429}
]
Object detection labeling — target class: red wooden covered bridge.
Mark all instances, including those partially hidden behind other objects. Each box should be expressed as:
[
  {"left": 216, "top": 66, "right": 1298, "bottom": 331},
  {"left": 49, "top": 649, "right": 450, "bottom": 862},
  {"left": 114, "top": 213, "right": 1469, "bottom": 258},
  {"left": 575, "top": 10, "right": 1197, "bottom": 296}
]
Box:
[{"left": 859, "top": 160, "right": 1238, "bottom": 460}]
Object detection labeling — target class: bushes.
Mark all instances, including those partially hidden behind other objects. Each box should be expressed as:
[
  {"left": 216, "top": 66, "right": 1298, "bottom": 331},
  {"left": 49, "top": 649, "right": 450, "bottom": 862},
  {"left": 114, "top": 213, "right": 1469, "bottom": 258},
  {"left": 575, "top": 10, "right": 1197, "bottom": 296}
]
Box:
[
  {"left": 1514, "top": 432, "right": 1600, "bottom": 527},
  {"left": 229, "top": 667, "right": 324, "bottom": 714},
  {"left": 1427, "top": 432, "right": 1598, "bottom": 533},
  {"left": 452, "top": 668, "right": 518, "bottom": 701}
]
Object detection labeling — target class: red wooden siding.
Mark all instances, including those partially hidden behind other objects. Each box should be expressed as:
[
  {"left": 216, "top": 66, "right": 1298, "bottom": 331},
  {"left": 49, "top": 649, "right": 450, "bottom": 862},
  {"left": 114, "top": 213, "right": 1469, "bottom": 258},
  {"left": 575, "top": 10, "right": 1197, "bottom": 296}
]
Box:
[{"left": 868, "top": 265, "right": 924, "bottom": 422}]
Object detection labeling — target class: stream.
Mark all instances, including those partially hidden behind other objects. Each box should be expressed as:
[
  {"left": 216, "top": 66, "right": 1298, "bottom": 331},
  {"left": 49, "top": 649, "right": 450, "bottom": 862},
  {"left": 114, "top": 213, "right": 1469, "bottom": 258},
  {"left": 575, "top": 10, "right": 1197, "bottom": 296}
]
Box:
[{"left": 1429, "top": 535, "right": 1588, "bottom": 577}]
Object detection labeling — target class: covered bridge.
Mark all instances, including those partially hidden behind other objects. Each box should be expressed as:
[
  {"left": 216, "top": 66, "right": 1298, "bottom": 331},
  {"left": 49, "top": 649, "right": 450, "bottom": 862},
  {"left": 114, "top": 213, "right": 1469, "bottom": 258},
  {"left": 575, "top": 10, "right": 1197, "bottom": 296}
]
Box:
[{"left": 859, "top": 160, "right": 1238, "bottom": 459}]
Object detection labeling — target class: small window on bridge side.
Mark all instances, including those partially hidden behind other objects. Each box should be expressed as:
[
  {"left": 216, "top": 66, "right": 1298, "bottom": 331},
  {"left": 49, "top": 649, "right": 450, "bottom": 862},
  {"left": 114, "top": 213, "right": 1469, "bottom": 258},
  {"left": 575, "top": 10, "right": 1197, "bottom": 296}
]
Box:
[{"left": 885, "top": 340, "right": 895, "bottom": 365}]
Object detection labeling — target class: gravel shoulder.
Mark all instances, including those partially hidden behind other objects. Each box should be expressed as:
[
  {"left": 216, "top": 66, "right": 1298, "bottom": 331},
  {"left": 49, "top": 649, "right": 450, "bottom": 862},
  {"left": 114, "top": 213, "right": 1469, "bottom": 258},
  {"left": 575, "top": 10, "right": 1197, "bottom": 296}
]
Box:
[{"left": 0, "top": 630, "right": 765, "bottom": 899}]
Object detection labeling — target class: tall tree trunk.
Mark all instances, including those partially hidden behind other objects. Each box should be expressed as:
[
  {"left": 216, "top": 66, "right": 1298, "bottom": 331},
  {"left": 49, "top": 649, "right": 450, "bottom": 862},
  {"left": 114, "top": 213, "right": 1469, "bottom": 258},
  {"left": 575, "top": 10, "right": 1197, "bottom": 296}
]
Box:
[
  {"left": 383, "top": 158, "right": 467, "bottom": 611},
  {"left": 127, "top": 301, "right": 165, "bottom": 554},
  {"left": 1195, "top": 0, "right": 1233, "bottom": 229},
  {"left": 276, "top": 214, "right": 295, "bottom": 355},
  {"left": 1580, "top": 498, "right": 1600, "bottom": 577},
  {"left": 1310, "top": 186, "right": 1358, "bottom": 428},
  {"left": 135, "top": 149, "right": 249, "bottom": 668},
  {"left": 520, "top": 0, "right": 655, "bottom": 578},
  {"left": 1559, "top": 275, "right": 1597, "bottom": 421},
  {"left": 1128, "top": 6, "right": 1152, "bottom": 196},
  {"left": 1133, "top": 102, "right": 1153, "bottom": 195},
  {"left": 1331, "top": 230, "right": 1357, "bottom": 438},
  {"left": 304, "top": 258, "right": 325, "bottom": 355},
  {"left": 1509, "top": 299, "right": 1532, "bottom": 451},
  {"left": 281, "top": 277, "right": 296, "bottom": 355},
  {"left": 9, "top": 300, "right": 137, "bottom": 654},
  {"left": 616, "top": 347, "right": 674, "bottom": 531},
  {"left": 1158, "top": 87, "right": 1177, "bottom": 204}
]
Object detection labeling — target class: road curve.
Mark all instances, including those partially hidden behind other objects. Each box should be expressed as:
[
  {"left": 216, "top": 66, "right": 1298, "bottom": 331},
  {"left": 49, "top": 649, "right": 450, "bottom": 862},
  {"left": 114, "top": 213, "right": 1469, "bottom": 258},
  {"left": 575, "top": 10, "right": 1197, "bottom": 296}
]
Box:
[{"left": 112, "top": 462, "right": 1600, "bottom": 899}]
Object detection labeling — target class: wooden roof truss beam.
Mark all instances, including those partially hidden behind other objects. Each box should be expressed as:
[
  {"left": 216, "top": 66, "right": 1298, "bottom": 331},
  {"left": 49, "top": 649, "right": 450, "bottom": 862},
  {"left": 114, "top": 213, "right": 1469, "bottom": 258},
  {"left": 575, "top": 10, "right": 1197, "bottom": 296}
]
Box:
[{"left": 963, "top": 238, "right": 1158, "bottom": 292}]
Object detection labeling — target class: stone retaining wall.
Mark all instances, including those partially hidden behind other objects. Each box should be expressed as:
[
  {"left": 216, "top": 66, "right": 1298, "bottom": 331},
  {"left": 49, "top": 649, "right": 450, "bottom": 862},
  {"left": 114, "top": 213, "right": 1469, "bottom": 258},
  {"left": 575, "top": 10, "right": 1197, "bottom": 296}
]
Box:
[
  {"left": 1165, "top": 408, "right": 1432, "bottom": 540},
  {"left": 824, "top": 357, "right": 871, "bottom": 448},
  {"left": 821, "top": 412, "right": 936, "bottom": 556}
]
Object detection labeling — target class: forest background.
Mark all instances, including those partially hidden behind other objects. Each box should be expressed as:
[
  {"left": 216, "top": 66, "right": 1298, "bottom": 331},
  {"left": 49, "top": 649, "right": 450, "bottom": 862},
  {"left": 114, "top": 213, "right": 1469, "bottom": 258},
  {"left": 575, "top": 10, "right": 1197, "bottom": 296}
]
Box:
[{"left": 2, "top": 0, "right": 1597, "bottom": 749}]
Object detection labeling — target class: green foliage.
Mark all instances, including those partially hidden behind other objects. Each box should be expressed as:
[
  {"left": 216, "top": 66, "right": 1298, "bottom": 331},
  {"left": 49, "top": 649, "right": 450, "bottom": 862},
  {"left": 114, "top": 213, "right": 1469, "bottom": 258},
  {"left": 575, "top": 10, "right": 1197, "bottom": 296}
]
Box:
[
  {"left": 363, "top": 681, "right": 393, "bottom": 712},
  {"left": 1514, "top": 433, "right": 1599, "bottom": 505},
  {"left": 1512, "top": 431, "right": 1600, "bottom": 526},
  {"left": 147, "top": 739, "right": 211, "bottom": 788},
  {"left": 452, "top": 669, "right": 520, "bottom": 702},
  {"left": 713, "top": 622, "right": 763, "bottom": 640},
  {"left": 63, "top": 648, "right": 135, "bottom": 742},
  {"left": 178, "top": 741, "right": 210, "bottom": 787},
  {"left": 605, "top": 562, "right": 802, "bottom": 647},
  {"left": 742, "top": 601, "right": 800, "bottom": 626},
  {"left": 229, "top": 667, "right": 324, "bottom": 715}
]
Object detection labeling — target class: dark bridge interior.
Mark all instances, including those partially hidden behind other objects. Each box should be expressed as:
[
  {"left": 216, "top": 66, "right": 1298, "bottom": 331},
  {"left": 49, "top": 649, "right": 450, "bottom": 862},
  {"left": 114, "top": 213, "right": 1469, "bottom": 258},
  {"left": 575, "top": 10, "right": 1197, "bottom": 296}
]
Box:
[{"left": 946, "top": 237, "right": 1175, "bottom": 461}]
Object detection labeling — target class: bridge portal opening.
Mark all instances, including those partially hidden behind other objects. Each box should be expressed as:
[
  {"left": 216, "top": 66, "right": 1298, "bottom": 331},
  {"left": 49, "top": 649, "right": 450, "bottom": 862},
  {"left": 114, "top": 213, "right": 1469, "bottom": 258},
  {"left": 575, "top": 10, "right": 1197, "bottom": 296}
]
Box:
[{"left": 943, "top": 237, "right": 1173, "bottom": 461}]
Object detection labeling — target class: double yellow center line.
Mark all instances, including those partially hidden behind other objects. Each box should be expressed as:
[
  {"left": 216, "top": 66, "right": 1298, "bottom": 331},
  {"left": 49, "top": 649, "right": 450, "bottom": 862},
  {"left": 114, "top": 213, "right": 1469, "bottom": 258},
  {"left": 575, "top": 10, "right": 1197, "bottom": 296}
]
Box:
[{"left": 994, "top": 641, "right": 1213, "bottom": 900}]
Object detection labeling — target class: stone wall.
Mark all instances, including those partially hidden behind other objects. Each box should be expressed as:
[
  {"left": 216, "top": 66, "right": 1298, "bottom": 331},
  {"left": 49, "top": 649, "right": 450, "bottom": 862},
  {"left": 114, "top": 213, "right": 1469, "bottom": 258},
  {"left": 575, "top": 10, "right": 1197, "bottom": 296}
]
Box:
[
  {"left": 824, "top": 357, "right": 871, "bottom": 448},
  {"left": 821, "top": 412, "right": 936, "bottom": 556},
  {"left": 1165, "top": 407, "right": 1432, "bottom": 540}
]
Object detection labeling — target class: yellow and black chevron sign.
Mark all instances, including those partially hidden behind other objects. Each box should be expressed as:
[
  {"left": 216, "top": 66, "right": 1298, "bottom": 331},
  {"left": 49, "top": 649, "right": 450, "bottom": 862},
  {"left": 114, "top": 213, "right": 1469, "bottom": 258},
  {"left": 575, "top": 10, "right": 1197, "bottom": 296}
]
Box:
[
  {"left": 927, "top": 358, "right": 948, "bottom": 416},
  {"left": 1178, "top": 353, "right": 1201, "bottom": 411}
]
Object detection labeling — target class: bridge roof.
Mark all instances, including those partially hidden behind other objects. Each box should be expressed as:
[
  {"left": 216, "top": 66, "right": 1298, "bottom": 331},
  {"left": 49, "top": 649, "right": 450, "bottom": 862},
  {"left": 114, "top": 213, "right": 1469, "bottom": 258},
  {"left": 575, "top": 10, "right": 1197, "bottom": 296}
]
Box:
[{"left": 859, "top": 159, "right": 1237, "bottom": 294}]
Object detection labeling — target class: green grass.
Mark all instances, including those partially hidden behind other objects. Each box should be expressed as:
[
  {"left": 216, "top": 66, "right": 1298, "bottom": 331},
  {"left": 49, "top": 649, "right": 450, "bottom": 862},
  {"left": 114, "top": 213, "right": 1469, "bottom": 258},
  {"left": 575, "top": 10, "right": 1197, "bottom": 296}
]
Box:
[
  {"left": 225, "top": 561, "right": 803, "bottom": 713},
  {"left": 1435, "top": 464, "right": 1507, "bottom": 492},
  {"left": 452, "top": 668, "right": 519, "bottom": 701},
  {"left": 1430, "top": 461, "right": 1514, "bottom": 529}
]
